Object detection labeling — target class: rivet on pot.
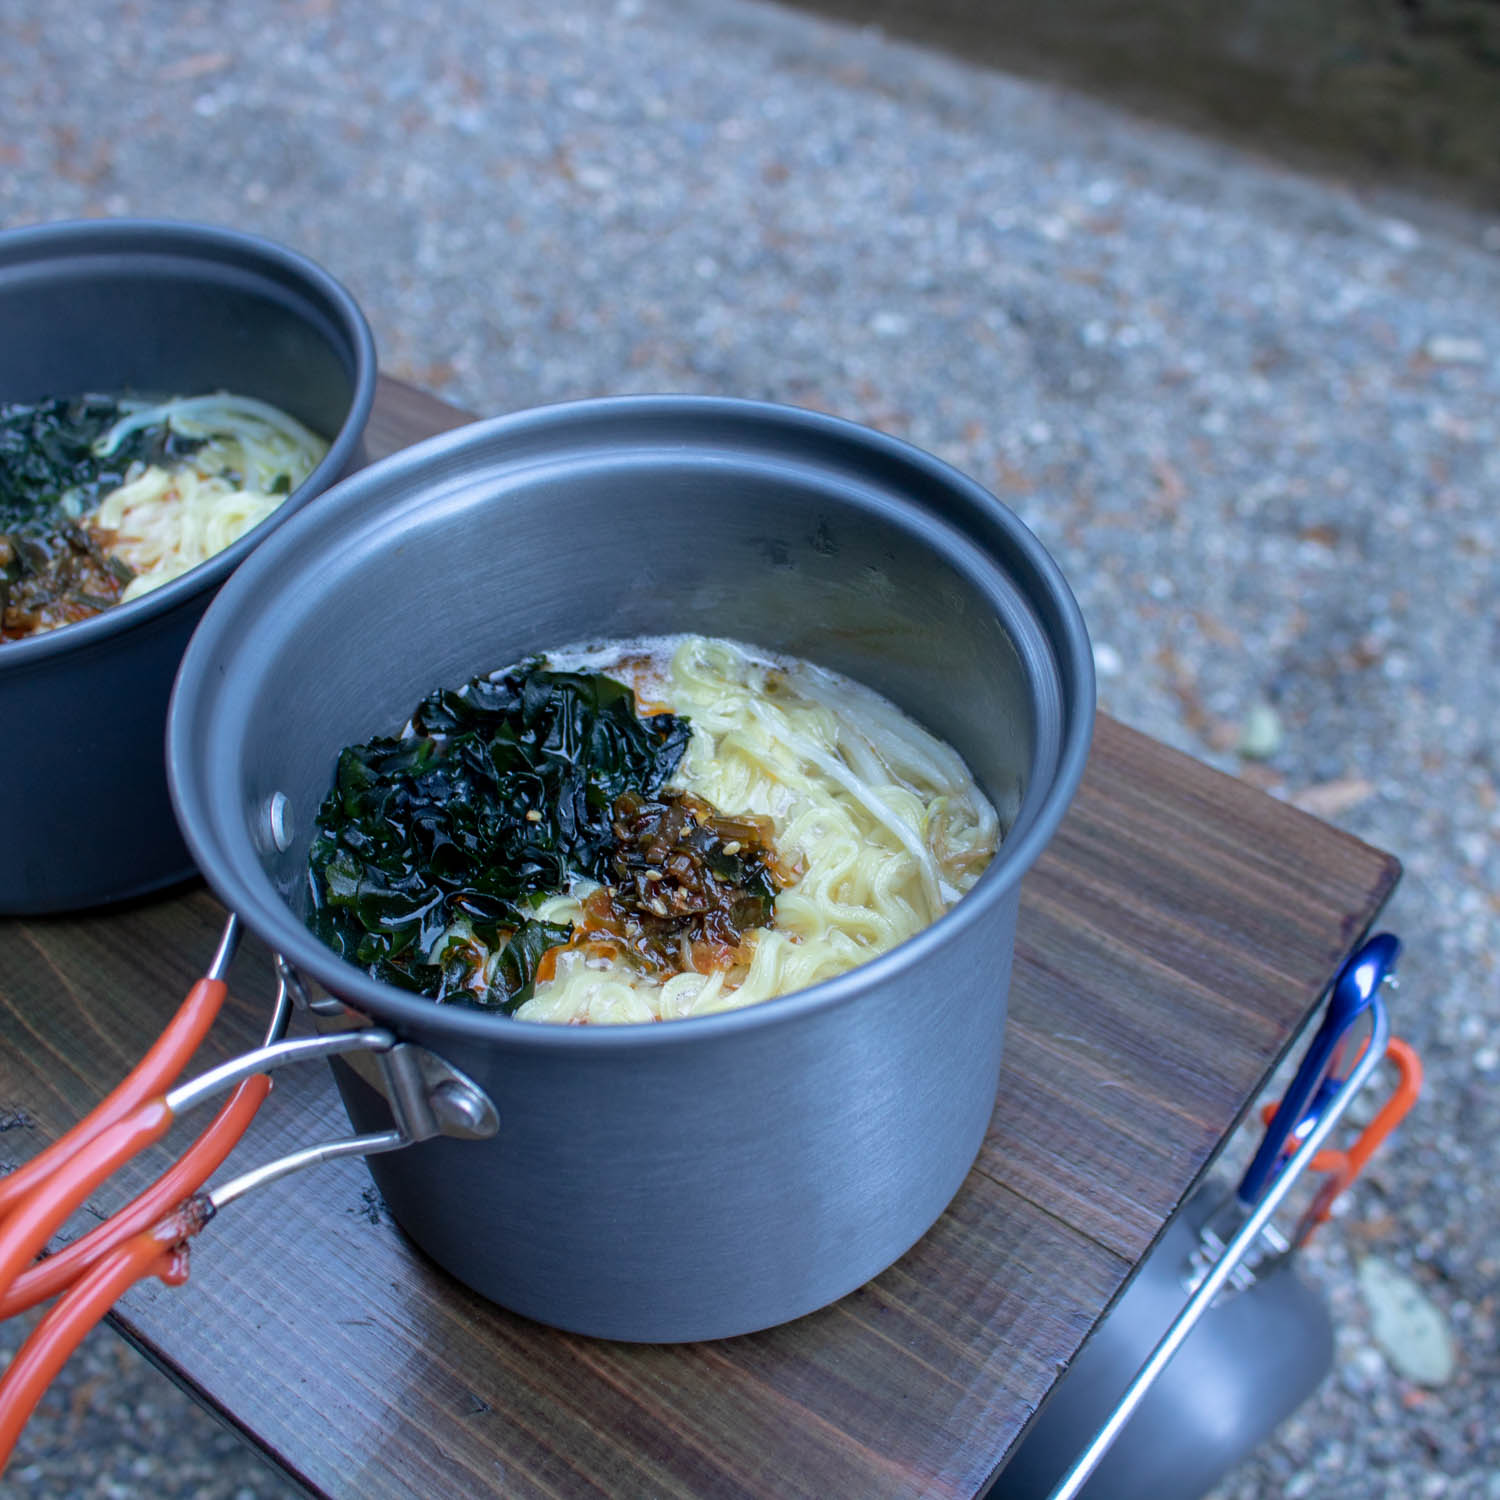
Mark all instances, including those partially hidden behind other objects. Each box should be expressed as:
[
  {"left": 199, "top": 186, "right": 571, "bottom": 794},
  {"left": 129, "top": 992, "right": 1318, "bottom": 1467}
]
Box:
[
  {"left": 265, "top": 791, "right": 293, "bottom": 853},
  {"left": 429, "top": 1078, "right": 499, "bottom": 1140}
]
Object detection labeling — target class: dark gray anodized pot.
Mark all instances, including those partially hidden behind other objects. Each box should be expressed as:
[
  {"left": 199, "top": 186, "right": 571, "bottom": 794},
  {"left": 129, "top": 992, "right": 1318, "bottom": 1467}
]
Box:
[
  {"left": 0, "top": 219, "right": 376, "bottom": 913},
  {"left": 167, "top": 398, "right": 1095, "bottom": 1342}
]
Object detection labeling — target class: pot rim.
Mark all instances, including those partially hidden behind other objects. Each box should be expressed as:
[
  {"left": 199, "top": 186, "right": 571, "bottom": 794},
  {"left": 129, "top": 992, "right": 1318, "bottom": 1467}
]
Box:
[
  {"left": 0, "top": 216, "right": 377, "bottom": 673},
  {"left": 168, "top": 394, "right": 1095, "bottom": 1052}
]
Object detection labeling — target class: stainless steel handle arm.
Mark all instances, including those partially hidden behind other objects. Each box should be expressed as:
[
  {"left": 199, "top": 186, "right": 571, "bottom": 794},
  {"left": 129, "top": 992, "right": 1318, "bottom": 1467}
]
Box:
[{"left": 1044, "top": 993, "right": 1392, "bottom": 1500}]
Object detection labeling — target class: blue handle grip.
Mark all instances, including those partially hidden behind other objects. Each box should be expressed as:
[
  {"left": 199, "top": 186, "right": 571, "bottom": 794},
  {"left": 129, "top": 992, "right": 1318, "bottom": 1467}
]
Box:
[{"left": 1235, "top": 932, "right": 1401, "bottom": 1206}]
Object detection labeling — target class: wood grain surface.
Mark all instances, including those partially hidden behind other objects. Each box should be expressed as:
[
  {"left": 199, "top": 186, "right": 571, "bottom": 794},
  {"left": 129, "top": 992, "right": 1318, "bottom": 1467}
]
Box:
[{"left": 0, "top": 378, "right": 1400, "bottom": 1499}]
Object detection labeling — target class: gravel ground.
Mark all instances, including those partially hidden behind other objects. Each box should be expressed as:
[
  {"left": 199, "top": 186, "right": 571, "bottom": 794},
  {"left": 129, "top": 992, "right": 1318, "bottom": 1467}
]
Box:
[{"left": 2, "top": 1, "right": 1498, "bottom": 1495}]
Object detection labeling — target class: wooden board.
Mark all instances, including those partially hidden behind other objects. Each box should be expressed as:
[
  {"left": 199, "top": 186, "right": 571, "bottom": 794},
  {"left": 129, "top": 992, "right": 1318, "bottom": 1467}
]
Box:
[{"left": 0, "top": 378, "right": 1400, "bottom": 1499}]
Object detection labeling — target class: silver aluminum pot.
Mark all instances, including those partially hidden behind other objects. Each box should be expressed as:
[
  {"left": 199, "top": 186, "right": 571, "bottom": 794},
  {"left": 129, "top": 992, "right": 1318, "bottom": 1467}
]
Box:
[
  {"left": 0, "top": 218, "right": 376, "bottom": 913},
  {"left": 166, "top": 398, "right": 1095, "bottom": 1342}
]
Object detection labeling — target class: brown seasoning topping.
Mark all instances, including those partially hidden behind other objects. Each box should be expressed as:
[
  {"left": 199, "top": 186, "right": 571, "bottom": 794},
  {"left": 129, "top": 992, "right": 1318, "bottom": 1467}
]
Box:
[{"left": 537, "top": 789, "right": 792, "bottom": 986}]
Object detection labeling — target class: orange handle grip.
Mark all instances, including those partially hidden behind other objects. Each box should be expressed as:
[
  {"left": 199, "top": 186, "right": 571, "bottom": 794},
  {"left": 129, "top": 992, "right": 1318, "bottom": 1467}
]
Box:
[
  {"left": 0, "top": 946, "right": 269, "bottom": 1478},
  {"left": 1302, "top": 1036, "right": 1422, "bottom": 1231},
  {"left": 0, "top": 1075, "right": 269, "bottom": 1319},
  {"left": 0, "top": 1201, "right": 209, "bottom": 1472},
  {"left": 0, "top": 977, "right": 226, "bottom": 1223},
  {"left": 0, "top": 1100, "right": 175, "bottom": 1296},
  {"left": 1257, "top": 1035, "right": 1422, "bottom": 1241}
]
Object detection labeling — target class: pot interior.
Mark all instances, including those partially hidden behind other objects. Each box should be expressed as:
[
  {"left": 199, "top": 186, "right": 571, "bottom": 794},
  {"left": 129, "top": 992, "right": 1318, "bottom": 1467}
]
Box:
[
  {"left": 170, "top": 400, "right": 1086, "bottom": 1025},
  {"left": 0, "top": 227, "right": 358, "bottom": 443}
]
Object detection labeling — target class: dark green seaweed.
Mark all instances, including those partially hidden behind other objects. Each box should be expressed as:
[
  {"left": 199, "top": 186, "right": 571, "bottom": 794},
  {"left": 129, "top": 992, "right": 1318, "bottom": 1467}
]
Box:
[
  {"left": 0, "top": 396, "right": 203, "bottom": 529},
  {"left": 307, "top": 663, "right": 693, "bottom": 1012}
]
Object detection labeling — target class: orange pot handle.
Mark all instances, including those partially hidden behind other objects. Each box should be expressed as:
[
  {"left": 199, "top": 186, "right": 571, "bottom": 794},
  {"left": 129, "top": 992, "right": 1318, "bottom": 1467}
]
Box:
[
  {"left": 0, "top": 1075, "right": 270, "bottom": 1319},
  {"left": 0, "top": 914, "right": 490, "bottom": 1478},
  {"left": 1299, "top": 1037, "right": 1422, "bottom": 1236},
  {"left": 0, "top": 919, "right": 271, "bottom": 1478},
  {"left": 0, "top": 977, "right": 227, "bottom": 1224},
  {"left": 0, "top": 1198, "right": 212, "bottom": 1467}
]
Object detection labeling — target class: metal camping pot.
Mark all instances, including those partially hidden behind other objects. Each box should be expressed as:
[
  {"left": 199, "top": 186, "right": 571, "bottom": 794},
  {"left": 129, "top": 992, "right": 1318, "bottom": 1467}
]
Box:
[
  {"left": 0, "top": 219, "right": 376, "bottom": 914},
  {"left": 165, "top": 397, "right": 1095, "bottom": 1342}
]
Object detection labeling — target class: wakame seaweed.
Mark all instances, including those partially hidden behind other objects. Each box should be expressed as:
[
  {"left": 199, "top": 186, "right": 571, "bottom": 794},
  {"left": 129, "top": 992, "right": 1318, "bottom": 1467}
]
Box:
[
  {"left": 0, "top": 395, "right": 203, "bottom": 529},
  {"left": 306, "top": 663, "right": 694, "bottom": 1012}
]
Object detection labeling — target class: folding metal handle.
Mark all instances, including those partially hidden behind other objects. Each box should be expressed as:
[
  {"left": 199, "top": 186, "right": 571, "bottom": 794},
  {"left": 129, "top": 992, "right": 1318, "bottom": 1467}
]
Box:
[
  {"left": 164, "top": 952, "right": 500, "bottom": 1212},
  {"left": 0, "top": 916, "right": 500, "bottom": 1476}
]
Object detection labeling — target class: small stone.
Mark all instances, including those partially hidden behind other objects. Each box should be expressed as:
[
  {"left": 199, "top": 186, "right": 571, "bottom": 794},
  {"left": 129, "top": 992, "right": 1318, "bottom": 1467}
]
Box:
[
  {"left": 1340, "top": 1343, "right": 1387, "bottom": 1393},
  {"left": 1092, "top": 642, "right": 1123, "bottom": 678},
  {"left": 1291, "top": 777, "right": 1376, "bottom": 818},
  {"left": 574, "top": 164, "right": 614, "bottom": 193},
  {"left": 1457, "top": 832, "right": 1489, "bottom": 868},
  {"left": 1358, "top": 1257, "right": 1457, "bottom": 1387},
  {"left": 1376, "top": 217, "right": 1421, "bottom": 251},
  {"left": 1424, "top": 335, "right": 1486, "bottom": 365},
  {"left": 869, "top": 310, "right": 910, "bottom": 338},
  {"left": 1238, "top": 701, "right": 1283, "bottom": 760},
  {"left": 1316, "top": 1441, "right": 1347, "bottom": 1472}
]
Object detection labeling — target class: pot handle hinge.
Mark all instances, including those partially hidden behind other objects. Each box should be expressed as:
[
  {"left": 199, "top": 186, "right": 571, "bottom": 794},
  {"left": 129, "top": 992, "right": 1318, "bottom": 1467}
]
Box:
[
  {"left": 277, "top": 953, "right": 501, "bottom": 1146},
  {"left": 154, "top": 948, "right": 500, "bottom": 1214}
]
